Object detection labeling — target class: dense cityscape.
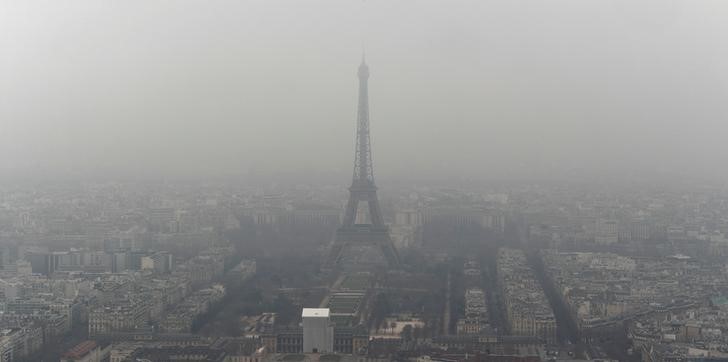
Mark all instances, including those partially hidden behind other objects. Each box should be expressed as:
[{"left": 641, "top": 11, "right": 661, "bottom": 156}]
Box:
[
  {"left": 3, "top": 163, "right": 728, "bottom": 361},
  {"left": 4, "top": 1, "right": 728, "bottom": 361}
]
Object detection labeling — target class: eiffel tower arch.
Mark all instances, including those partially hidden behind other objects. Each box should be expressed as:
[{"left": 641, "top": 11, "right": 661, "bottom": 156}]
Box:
[{"left": 325, "top": 58, "right": 401, "bottom": 269}]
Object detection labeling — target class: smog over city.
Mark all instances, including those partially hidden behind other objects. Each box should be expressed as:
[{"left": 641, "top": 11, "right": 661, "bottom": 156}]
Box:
[{"left": 1, "top": 1, "right": 728, "bottom": 361}]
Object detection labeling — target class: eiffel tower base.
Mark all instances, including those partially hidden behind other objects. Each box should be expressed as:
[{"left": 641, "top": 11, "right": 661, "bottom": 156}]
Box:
[{"left": 325, "top": 226, "right": 400, "bottom": 269}]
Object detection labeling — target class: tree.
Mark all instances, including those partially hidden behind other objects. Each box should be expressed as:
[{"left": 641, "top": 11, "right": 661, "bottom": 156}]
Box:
[
  {"left": 369, "top": 293, "right": 391, "bottom": 329},
  {"left": 379, "top": 320, "right": 387, "bottom": 332},
  {"left": 413, "top": 326, "right": 422, "bottom": 342},
  {"left": 271, "top": 293, "right": 297, "bottom": 326},
  {"left": 400, "top": 324, "right": 413, "bottom": 341}
]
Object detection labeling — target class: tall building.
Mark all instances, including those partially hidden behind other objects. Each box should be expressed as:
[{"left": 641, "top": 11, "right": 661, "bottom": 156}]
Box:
[
  {"left": 326, "top": 58, "right": 400, "bottom": 269},
  {"left": 302, "top": 308, "right": 333, "bottom": 353}
]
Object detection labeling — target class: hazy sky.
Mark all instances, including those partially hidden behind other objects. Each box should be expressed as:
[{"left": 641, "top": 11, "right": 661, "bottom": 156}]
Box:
[{"left": 2, "top": 1, "right": 728, "bottom": 182}]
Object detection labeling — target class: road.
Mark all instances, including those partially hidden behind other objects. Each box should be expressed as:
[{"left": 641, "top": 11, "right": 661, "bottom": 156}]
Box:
[{"left": 442, "top": 270, "right": 451, "bottom": 335}]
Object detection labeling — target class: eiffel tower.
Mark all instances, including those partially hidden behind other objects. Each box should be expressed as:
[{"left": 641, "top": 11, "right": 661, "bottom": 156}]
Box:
[{"left": 325, "top": 58, "right": 401, "bottom": 269}]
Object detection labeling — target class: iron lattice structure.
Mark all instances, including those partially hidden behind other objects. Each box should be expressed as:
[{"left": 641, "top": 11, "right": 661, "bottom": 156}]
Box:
[{"left": 326, "top": 59, "right": 401, "bottom": 269}]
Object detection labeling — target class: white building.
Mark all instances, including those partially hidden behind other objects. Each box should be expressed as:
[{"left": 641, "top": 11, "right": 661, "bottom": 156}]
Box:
[
  {"left": 302, "top": 308, "right": 333, "bottom": 353},
  {"left": 595, "top": 219, "right": 618, "bottom": 244}
]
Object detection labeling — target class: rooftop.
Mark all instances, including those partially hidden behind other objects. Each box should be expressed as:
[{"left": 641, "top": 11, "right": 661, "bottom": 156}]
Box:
[
  {"left": 62, "top": 340, "right": 97, "bottom": 359},
  {"left": 302, "top": 308, "right": 329, "bottom": 318}
]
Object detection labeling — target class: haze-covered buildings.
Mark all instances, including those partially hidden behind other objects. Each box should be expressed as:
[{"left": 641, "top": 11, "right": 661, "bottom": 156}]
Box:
[{"left": 497, "top": 248, "right": 556, "bottom": 344}]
